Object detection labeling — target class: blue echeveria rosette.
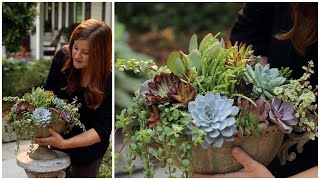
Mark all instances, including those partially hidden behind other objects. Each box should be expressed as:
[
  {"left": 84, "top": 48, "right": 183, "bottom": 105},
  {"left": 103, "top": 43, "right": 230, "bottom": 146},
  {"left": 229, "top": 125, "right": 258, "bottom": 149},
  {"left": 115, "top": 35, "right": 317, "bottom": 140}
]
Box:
[
  {"left": 32, "top": 107, "right": 52, "bottom": 127},
  {"left": 187, "top": 93, "right": 239, "bottom": 149},
  {"left": 269, "top": 97, "right": 298, "bottom": 133}
]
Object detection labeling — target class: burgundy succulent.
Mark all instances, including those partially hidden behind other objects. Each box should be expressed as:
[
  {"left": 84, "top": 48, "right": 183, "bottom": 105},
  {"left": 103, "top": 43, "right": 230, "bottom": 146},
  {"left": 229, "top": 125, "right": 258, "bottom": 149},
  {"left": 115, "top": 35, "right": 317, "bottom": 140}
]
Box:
[
  {"left": 16, "top": 101, "right": 34, "bottom": 113},
  {"left": 147, "top": 105, "right": 161, "bottom": 128},
  {"left": 144, "top": 73, "right": 197, "bottom": 109},
  {"left": 234, "top": 78, "right": 257, "bottom": 100},
  {"left": 172, "top": 82, "right": 196, "bottom": 108},
  {"left": 269, "top": 97, "right": 298, "bottom": 134},
  {"left": 145, "top": 73, "right": 180, "bottom": 105}
]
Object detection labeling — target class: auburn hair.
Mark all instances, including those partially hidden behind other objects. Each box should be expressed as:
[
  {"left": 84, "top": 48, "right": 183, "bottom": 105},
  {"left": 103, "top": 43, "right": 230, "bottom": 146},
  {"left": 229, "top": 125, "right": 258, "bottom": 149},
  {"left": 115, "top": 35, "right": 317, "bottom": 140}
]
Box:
[
  {"left": 61, "top": 19, "right": 112, "bottom": 109},
  {"left": 275, "top": 3, "right": 317, "bottom": 56}
]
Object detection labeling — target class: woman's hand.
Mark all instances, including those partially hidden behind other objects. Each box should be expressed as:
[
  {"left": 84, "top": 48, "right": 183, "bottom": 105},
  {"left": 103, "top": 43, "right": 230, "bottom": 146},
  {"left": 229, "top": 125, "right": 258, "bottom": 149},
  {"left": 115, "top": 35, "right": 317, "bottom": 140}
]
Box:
[
  {"left": 36, "top": 128, "right": 101, "bottom": 150},
  {"left": 193, "top": 146, "right": 274, "bottom": 178},
  {"left": 35, "top": 128, "right": 67, "bottom": 149}
]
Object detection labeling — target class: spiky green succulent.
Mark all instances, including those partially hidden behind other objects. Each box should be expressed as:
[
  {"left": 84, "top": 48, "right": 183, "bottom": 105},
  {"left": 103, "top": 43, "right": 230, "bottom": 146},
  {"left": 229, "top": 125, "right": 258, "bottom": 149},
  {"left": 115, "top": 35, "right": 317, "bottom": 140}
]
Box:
[
  {"left": 225, "top": 41, "right": 253, "bottom": 67},
  {"left": 23, "top": 87, "right": 55, "bottom": 108},
  {"left": 244, "top": 63, "right": 286, "bottom": 100},
  {"left": 166, "top": 33, "right": 251, "bottom": 97}
]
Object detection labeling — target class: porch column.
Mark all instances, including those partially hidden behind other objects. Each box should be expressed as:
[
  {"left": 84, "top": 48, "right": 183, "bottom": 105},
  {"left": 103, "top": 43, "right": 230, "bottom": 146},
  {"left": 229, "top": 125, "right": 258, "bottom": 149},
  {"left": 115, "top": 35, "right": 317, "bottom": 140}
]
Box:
[
  {"left": 82, "top": 2, "right": 85, "bottom": 21},
  {"left": 51, "top": 2, "right": 55, "bottom": 31},
  {"left": 105, "top": 2, "right": 112, "bottom": 27},
  {"left": 58, "top": 2, "right": 62, "bottom": 30},
  {"left": 90, "top": 2, "right": 102, "bottom": 20},
  {"left": 35, "top": 3, "right": 44, "bottom": 59},
  {"left": 45, "top": 2, "right": 48, "bottom": 21},
  {"left": 65, "top": 2, "right": 69, "bottom": 27}
]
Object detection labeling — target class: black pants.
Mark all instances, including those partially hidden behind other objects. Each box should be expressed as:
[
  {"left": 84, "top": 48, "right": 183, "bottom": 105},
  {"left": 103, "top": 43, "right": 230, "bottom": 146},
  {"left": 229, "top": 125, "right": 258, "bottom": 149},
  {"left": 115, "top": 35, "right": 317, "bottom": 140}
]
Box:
[{"left": 68, "top": 157, "right": 103, "bottom": 178}]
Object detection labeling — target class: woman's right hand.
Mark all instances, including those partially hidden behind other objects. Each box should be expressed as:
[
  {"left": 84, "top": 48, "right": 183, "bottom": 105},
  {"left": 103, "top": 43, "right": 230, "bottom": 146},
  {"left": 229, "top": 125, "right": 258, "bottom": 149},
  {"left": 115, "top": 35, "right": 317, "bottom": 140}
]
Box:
[{"left": 192, "top": 147, "right": 274, "bottom": 178}]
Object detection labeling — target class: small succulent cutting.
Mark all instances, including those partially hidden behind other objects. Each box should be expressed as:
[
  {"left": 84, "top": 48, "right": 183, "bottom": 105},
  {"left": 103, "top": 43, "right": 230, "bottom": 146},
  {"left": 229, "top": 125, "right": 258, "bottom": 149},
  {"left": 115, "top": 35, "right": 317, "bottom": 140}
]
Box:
[{"left": 237, "top": 98, "right": 271, "bottom": 137}]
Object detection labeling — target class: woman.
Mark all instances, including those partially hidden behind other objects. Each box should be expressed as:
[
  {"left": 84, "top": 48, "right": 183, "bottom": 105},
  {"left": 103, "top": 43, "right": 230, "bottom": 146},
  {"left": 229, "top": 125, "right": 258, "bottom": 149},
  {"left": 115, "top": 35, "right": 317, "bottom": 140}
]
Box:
[
  {"left": 194, "top": 2, "right": 318, "bottom": 178},
  {"left": 230, "top": 3, "right": 317, "bottom": 178},
  {"left": 36, "top": 19, "right": 112, "bottom": 178}
]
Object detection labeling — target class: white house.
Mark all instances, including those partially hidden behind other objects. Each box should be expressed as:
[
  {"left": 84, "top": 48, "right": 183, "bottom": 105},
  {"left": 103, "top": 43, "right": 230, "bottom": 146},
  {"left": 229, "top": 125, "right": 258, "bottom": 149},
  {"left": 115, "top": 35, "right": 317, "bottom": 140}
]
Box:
[{"left": 31, "top": 2, "right": 112, "bottom": 60}]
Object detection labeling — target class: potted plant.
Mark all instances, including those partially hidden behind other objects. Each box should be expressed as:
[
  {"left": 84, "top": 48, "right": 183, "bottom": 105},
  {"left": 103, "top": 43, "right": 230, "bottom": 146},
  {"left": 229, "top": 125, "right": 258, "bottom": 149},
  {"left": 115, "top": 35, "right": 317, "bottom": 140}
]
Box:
[
  {"left": 115, "top": 33, "right": 318, "bottom": 177},
  {"left": 3, "top": 87, "right": 85, "bottom": 160}
]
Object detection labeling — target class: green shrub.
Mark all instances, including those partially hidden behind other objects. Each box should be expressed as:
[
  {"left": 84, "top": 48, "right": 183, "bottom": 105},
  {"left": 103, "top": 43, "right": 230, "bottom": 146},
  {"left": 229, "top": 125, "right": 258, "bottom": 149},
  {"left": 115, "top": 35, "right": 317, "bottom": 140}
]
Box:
[
  {"left": 116, "top": 3, "right": 242, "bottom": 36},
  {"left": 3, "top": 2, "right": 38, "bottom": 52},
  {"left": 115, "top": 18, "right": 153, "bottom": 115},
  {"left": 2, "top": 58, "right": 51, "bottom": 98}
]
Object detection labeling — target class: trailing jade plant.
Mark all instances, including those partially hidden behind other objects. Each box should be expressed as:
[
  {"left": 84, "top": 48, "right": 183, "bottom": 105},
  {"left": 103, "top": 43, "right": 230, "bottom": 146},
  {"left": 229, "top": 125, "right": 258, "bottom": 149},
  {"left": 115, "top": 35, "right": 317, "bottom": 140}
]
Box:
[
  {"left": 115, "top": 33, "right": 318, "bottom": 177},
  {"left": 273, "top": 61, "right": 318, "bottom": 139},
  {"left": 3, "top": 87, "right": 85, "bottom": 152}
]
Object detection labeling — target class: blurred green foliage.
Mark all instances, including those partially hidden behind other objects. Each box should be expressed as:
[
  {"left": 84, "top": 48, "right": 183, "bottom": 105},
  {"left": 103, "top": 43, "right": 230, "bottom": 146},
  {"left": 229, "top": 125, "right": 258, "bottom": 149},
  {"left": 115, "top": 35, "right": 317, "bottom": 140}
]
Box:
[
  {"left": 97, "top": 143, "right": 112, "bottom": 178},
  {"left": 2, "top": 58, "right": 51, "bottom": 98},
  {"left": 116, "top": 3, "right": 242, "bottom": 35},
  {"left": 2, "top": 2, "right": 38, "bottom": 52},
  {"left": 115, "top": 18, "right": 154, "bottom": 114}
]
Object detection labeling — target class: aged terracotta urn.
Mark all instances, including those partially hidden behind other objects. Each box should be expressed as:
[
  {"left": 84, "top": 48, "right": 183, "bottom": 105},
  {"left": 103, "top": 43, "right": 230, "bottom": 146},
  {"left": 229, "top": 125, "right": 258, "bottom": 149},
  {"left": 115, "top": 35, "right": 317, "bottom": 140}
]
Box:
[
  {"left": 178, "top": 125, "right": 284, "bottom": 174},
  {"left": 28, "top": 120, "right": 66, "bottom": 160}
]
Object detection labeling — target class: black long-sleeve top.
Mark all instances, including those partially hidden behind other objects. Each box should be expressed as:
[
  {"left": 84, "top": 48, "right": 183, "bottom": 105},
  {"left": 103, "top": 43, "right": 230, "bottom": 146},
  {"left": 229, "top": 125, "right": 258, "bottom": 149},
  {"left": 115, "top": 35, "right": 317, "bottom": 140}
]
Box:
[
  {"left": 230, "top": 3, "right": 317, "bottom": 177},
  {"left": 43, "top": 48, "right": 112, "bottom": 164}
]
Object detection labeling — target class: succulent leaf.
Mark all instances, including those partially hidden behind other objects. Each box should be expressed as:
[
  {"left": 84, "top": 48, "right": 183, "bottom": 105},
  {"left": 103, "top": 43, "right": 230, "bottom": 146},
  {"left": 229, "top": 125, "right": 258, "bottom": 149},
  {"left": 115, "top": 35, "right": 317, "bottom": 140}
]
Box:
[
  {"left": 189, "top": 34, "right": 198, "bottom": 52},
  {"left": 167, "top": 51, "right": 186, "bottom": 76},
  {"left": 147, "top": 105, "right": 161, "bottom": 128}
]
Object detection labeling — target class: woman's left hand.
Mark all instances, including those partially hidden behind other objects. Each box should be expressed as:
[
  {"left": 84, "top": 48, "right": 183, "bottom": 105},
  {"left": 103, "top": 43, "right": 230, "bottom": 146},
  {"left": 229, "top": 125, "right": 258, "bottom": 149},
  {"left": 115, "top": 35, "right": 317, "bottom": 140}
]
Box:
[{"left": 35, "top": 128, "right": 67, "bottom": 149}]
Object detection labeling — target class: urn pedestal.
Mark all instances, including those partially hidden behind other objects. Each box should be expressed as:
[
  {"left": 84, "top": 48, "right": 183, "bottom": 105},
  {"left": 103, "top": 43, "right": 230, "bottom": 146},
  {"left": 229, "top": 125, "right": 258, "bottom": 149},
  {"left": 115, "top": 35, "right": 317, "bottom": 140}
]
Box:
[
  {"left": 29, "top": 120, "right": 66, "bottom": 160},
  {"left": 17, "top": 150, "right": 70, "bottom": 178}
]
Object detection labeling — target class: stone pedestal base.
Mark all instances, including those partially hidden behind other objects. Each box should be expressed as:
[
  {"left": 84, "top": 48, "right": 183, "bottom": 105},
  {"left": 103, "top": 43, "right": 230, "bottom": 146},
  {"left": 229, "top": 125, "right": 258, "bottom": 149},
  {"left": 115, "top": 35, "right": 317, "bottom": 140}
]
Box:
[
  {"left": 25, "top": 169, "right": 66, "bottom": 178},
  {"left": 17, "top": 150, "right": 71, "bottom": 178}
]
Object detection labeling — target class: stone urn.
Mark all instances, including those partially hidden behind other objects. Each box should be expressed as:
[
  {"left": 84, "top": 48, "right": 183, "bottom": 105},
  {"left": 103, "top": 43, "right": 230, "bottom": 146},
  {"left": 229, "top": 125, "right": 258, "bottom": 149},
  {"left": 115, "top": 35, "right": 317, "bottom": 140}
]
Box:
[
  {"left": 28, "top": 120, "right": 66, "bottom": 160},
  {"left": 176, "top": 125, "right": 284, "bottom": 174}
]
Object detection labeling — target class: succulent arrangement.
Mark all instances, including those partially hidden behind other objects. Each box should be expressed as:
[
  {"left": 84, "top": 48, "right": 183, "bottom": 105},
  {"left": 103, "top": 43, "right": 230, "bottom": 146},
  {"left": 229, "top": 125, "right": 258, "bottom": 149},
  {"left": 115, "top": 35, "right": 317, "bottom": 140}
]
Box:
[
  {"left": 115, "top": 33, "right": 318, "bottom": 177},
  {"left": 3, "top": 87, "right": 85, "bottom": 152}
]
